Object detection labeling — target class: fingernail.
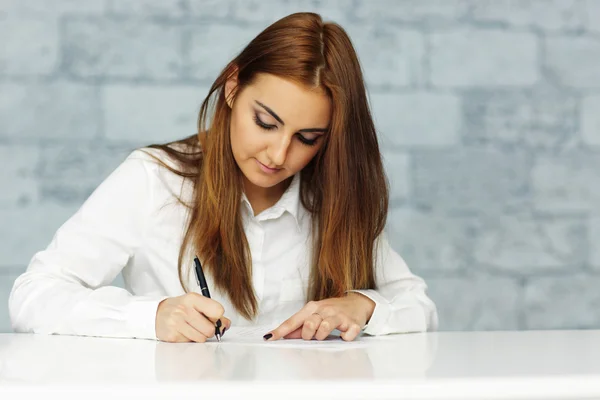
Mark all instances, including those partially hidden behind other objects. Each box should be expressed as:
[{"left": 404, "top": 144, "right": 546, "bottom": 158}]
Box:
[
  {"left": 221, "top": 327, "right": 227, "bottom": 337},
  {"left": 263, "top": 333, "right": 273, "bottom": 341}
]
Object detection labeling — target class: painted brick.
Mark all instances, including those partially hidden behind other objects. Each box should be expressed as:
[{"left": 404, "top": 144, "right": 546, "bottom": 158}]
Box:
[
  {"left": 471, "top": 0, "right": 584, "bottom": 31},
  {"left": 463, "top": 88, "right": 579, "bottom": 149},
  {"left": 0, "top": 82, "right": 101, "bottom": 140},
  {"left": 545, "top": 35, "right": 600, "bottom": 89},
  {"left": 533, "top": 151, "right": 600, "bottom": 213},
  {"left": 412, "top": 148, "right": 531, "bottom": 213},
  {"left": 472, "top": 214, "right": 586, "bottom": 272},
  {"left": 0, "top": 203, "right": 79, "bottom": 266},
  {"left": 104, "top": 84, "right": 208, "bottom": 144},
  {"left": 0, "top": 144, "right": 40, "bottom": 207},
  {"left": 430, "top": 29, "right": 539, "bottom": 87},
  {"left": 0, "top": 17, "right": 58, "bottom": 75},
  {"left": 382, "top": 152, "right": 410, "bottom": 203},
  {"left": 107, "top": 0, "right": 187, "bottom": 18},
  {"left": 63, "top": 17, "right": 183, "bottom": 80},
  {"left": 355, "top": 0, "right": 469, "bottom": 22},
  {"left": 426, "top": 272, "right": 521, "bottom": 331},
  {"left": 36, "top": 142, "right": 135, "bottom": 205},
  {"left": 525, "top": 274, "right": 600, "bottom": 329},
  {"left": 187, "top": 23, "right": 256, "bottom": 82},
  {"left": 370, "top": 92, "right": 460, "bottom": 147},
  {"left": 386, "top": 208, "right": 476, "bottom": 273},
  {"left": 229, "top": 0, "right": 352, "bottom": 24},
  {"left": 345, "top": 27, "right": 425, "bottom": 88},
  {"left": 581, "top": 95, "right": 600, "bottom": 146}
]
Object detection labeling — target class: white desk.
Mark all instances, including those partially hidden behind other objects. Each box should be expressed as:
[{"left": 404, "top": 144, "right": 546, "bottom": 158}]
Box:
[{"left": 1, "top": 330, "right": 599, "bottom": 400}]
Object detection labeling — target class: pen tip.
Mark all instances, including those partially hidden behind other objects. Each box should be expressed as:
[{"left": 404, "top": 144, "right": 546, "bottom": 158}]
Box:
[{"left": 216, "top": 334, "right": 221, "bottom": 342}]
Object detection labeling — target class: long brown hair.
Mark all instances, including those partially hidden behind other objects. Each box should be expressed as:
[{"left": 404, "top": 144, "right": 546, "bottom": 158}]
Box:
[{"left": 145, "top": 12, "right": 389, "bottom": 320}]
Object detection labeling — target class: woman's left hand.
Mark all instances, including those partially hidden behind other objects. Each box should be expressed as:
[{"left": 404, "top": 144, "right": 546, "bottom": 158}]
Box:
[{"left": 264, "top": 293, "right": 376, "bottom": 342}]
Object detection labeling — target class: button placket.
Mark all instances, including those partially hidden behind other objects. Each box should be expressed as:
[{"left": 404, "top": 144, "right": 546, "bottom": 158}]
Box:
[{"left": 248, "top": 219, "right": 265, "bottom": 302}]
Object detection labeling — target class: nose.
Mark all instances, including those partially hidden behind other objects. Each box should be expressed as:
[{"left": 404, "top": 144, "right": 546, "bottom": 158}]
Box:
[{"left": 266, "top": 133, "right": 292, "bottom": 167}]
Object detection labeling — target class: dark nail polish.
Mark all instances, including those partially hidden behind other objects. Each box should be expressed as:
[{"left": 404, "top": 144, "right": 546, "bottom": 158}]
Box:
[
  {"left": 263, "top": 333, "right": 273, "bottom": 341},
  {"left": 221, "top": 327, "right": 227, "bottom": 336}
]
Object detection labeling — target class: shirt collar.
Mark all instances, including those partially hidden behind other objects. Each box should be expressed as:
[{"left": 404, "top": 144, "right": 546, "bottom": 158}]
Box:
[{"left": 240, "top": 173, "right": 302, "bottom": 231}]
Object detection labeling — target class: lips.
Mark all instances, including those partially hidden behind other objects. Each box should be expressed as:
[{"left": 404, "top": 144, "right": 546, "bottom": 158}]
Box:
[{"left": 255, "top": 159, "right": 281, "bottom": 174}]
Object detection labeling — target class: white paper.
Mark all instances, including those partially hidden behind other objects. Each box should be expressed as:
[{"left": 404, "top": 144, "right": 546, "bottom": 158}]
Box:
[{"left": 212, "top": 326, "right": 368, "bottom": 349}]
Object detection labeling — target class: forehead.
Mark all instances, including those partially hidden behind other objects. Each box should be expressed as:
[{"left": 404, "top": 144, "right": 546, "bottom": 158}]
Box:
[{"left": 242, "top": 73, "right": 331, "bottom": 127}]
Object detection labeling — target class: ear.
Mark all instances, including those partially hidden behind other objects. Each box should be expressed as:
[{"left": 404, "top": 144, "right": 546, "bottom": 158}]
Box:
[{"left": 224, "top": 68, "right": 239, "bottom": 109}]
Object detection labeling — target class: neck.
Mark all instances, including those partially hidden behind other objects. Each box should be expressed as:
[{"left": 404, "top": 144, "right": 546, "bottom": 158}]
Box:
[{"left": 243, "top": 176, "right": 292, "bottom": 216}]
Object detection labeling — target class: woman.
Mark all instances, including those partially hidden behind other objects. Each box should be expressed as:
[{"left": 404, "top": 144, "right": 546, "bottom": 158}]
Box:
[{"left": 9, "top": 12, "right": 438, "bottom": 343}]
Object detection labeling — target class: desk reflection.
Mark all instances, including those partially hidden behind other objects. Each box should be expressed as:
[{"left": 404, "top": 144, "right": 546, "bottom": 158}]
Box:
[{"left": 0, "top": 332, "right": 437, "bottom": 383}]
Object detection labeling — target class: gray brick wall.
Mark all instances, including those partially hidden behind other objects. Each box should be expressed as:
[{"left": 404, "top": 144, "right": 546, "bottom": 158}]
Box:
[{"left": 1, "top": 0, "right": 599, "bottom": 333}]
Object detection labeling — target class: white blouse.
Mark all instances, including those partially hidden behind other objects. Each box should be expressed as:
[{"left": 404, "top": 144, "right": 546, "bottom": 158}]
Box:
[{"left": 8, "top": 148, "right": 438, "bottom": 340}]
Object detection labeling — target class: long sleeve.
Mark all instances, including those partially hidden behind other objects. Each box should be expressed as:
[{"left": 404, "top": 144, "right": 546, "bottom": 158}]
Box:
[
  {"left": 8, "top": 150, "right": 168, "bottom": 340},
  {"left": 351, "top": 234, "right": 439, "bottom": 336}
]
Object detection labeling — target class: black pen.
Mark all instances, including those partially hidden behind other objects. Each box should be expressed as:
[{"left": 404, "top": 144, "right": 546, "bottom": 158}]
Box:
[{"left": 193, "top": 256, "right": 222, "bottom": 342}]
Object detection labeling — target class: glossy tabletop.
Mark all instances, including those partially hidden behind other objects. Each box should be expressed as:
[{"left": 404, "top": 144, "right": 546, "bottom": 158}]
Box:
[{"left": 1, "top": 329, "right": 599, "bottom": 399}]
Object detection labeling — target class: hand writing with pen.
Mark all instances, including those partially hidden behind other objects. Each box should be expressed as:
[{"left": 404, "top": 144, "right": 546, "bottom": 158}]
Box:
[{"left": 155, "top": 293, "right": 231, "bottom": 343}]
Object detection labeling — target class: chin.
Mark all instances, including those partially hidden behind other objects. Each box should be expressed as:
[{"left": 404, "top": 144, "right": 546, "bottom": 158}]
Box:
[{"left": 245, "top": 172, "right": 285, "bottom": 189}]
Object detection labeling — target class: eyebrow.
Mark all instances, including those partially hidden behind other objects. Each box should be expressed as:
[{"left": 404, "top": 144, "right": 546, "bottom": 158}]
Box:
[{"left": 255, "top": 100, "right": 328, "bottom": 133}]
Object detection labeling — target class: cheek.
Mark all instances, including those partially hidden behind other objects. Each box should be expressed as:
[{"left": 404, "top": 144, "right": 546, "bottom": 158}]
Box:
[
  {"left": 229, "top": 108, "right": 242, "bottom": 141},
  {"left": 288, "top": 144, "right": 322, "bottom": 170},
  {"left": 230, "top": 110, "right": 256, "bottom": 153}
]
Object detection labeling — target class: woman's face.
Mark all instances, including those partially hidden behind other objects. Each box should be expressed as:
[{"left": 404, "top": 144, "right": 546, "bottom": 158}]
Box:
[{"left": 226, "top": 72, "right": 331, "bottom": 195}]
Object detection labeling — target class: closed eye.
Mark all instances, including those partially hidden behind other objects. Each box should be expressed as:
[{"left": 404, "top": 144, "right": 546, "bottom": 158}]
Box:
[
  {"left": 253, "top": 113, "right": 276, "bottom": 130},
  {"left": 254, "top": 111, "right": 321, "bottom": 146},
  {"left": 296, "top": 134, "right": 318, "bottom": 146}
]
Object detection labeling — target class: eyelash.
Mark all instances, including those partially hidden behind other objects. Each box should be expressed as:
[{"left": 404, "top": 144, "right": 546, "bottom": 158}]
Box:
[{"left": 253, "top": 113, "right": 318, "bottom": 147}]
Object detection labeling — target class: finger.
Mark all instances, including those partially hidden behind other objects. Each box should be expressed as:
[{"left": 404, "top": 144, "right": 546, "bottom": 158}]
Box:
[
  {"left": 178, "top": 321, "right": 208, "bottom": 343},
  {"left": 220, "top": 317, "right": 232, "bottom": 336},
  {"left": 267, "top": 315, "right": 304, "bottom": 341},
  {"left": 161, "top": 313, "right": 194, "bottom": 343},
  {"left": 184, "top": 307, "right": 218, "bottom": 338},
  {"left": 186, "top": 293, "right": 225, "bottom": 321},
  {"left": 266, "top": 302, "right": 318, "bottom": 340},
  {"left": 332, "top": 312, "right": 355, "bottom": 333},
  {"left": 340, "top": 323, "right": 362, "bottom": 342},
  {"left": 161, "top": 331, "right": 189, "bottom": 343},
  {"left": 158, "top": 310, "right": 191, "bottom": 343},
  {"left": 283, "top": 327, "right": 302, "bottom": 339},
  {"left": 314, "top": 315, "right": 343, "bottom": 341},
  {"left": 301, "top": 313, "right": 324, "bottom": 341}
]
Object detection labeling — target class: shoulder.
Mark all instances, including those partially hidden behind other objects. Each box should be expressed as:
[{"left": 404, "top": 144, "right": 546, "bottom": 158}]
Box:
[
  {"left": 129, "top": 144, "right": 198, "bottom": 204},
  {"left": 108, "top": 136, "right": 202, "bottom": 205},
  {"left": 126, "top": 147, "right": 176, "bottom": 172},
  {"left": 131, "top": 135, "right": 202, "bottom": 171},
  {"left": 123, "top": 142, "right": 196, "bottom": 176}
]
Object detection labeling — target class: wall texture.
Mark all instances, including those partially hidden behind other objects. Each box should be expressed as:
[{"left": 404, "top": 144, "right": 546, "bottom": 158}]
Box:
[{"left": 1, "top": 0, "right": 600, "bottom": 333}]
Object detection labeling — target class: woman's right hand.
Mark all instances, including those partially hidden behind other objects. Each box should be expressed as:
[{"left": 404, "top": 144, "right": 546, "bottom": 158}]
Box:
[{"left": 155, "top": 293, "right": 231, "bottom": 343}]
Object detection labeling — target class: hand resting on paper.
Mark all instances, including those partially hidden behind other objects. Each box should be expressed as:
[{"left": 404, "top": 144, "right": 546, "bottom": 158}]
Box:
[{"left": 264, "top": 292, "right": 375, "bottom": 342}]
